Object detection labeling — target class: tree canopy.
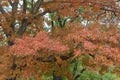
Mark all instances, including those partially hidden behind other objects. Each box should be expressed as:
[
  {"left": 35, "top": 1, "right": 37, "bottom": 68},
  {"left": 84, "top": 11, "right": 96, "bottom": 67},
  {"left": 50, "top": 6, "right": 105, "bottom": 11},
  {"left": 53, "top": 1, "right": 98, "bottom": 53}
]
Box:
[{"left": 0, "top": 0, "right": 120, "bottom": 80}]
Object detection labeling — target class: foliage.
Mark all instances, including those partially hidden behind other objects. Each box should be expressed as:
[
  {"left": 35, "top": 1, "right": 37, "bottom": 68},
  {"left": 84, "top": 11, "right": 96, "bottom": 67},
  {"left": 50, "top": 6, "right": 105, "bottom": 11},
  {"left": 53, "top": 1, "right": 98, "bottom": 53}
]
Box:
[
  {"left": 102, "top": 72, "right": 120, "bottom": 80},
  {"left": 10, "top": 31, "right": 69, "bottom": 56},
  {"left": 7, "top": 23, "right": 120, "bottom": 79},
  {"left": 78, "top": 71, "right": 101, "bottom": 80},
  {"left": 49, "top": 12, "right": 68, "bottom": 28},
  {"left": 0, "top": 0, "right": 120, "bottom": 80}
]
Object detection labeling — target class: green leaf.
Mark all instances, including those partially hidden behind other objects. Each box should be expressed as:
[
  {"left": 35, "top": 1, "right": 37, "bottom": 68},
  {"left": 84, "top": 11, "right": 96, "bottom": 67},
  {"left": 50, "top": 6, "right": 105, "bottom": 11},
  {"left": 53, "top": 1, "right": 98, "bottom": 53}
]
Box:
[{"left": 102, "top": 73, "right": 120, "bottom": 80}]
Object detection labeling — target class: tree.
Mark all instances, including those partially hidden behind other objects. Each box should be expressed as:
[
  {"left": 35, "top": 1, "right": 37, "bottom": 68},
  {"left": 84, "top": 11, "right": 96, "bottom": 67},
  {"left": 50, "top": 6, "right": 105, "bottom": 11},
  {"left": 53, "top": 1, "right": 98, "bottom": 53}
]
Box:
[{"left": 0, "top": 0, "right": 120, "bottom": 80}]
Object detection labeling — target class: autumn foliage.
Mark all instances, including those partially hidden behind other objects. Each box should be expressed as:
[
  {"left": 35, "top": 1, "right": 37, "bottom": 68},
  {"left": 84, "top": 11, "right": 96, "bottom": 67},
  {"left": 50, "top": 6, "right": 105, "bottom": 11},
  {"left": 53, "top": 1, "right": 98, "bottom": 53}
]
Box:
[
  {"left": 0, "top": 0, "right": 120, "bottom": 80},
  {"left": 66, "top": 23, "right": 120, "bottom": 68},
  {"left": 4, "top": 22, "right": 120, "bottom": 79},
  {"left": 10, "top": 31, "right": 69, "bottom": 56}
]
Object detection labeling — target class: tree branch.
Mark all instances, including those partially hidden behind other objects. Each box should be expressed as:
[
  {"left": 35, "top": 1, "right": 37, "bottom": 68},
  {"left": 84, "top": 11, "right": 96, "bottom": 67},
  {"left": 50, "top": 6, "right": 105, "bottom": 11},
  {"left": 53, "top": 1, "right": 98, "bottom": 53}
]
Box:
[
  {"left": 32, "top": 0, "right": 43, "bottom": 14},
  {"left": 17, "top": 19, "right": 28, "bottom": 35},
  {"left": 23, "top": 0, "right": 27, "bottom": 13},
  {"left": 0, "top": 4, "right": 7, "bottom": 14}
]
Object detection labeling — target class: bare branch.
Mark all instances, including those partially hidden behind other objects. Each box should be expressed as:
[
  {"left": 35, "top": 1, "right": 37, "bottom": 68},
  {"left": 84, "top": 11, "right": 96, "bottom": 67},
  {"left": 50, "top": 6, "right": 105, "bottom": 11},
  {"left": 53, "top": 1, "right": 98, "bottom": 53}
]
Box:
[
  {"left": 32, "top": 0, "right": 43, "bottom": 14},
  {"left": 11, "top": 2, "right": 19, "bottom": 17},
  {"left": 23, "top": 0, "right": 27, "bottom": 13},
  {"left": 17, "top": 19, "right": 28, "bottom": 35}
]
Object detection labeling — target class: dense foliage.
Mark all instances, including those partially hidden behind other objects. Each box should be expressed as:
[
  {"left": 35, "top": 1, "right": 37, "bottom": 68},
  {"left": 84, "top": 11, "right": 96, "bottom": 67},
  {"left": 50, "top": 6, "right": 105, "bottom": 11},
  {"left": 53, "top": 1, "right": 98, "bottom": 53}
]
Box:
[{"left": 0, "top": 0, "right": 120, "bottom": 80}]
